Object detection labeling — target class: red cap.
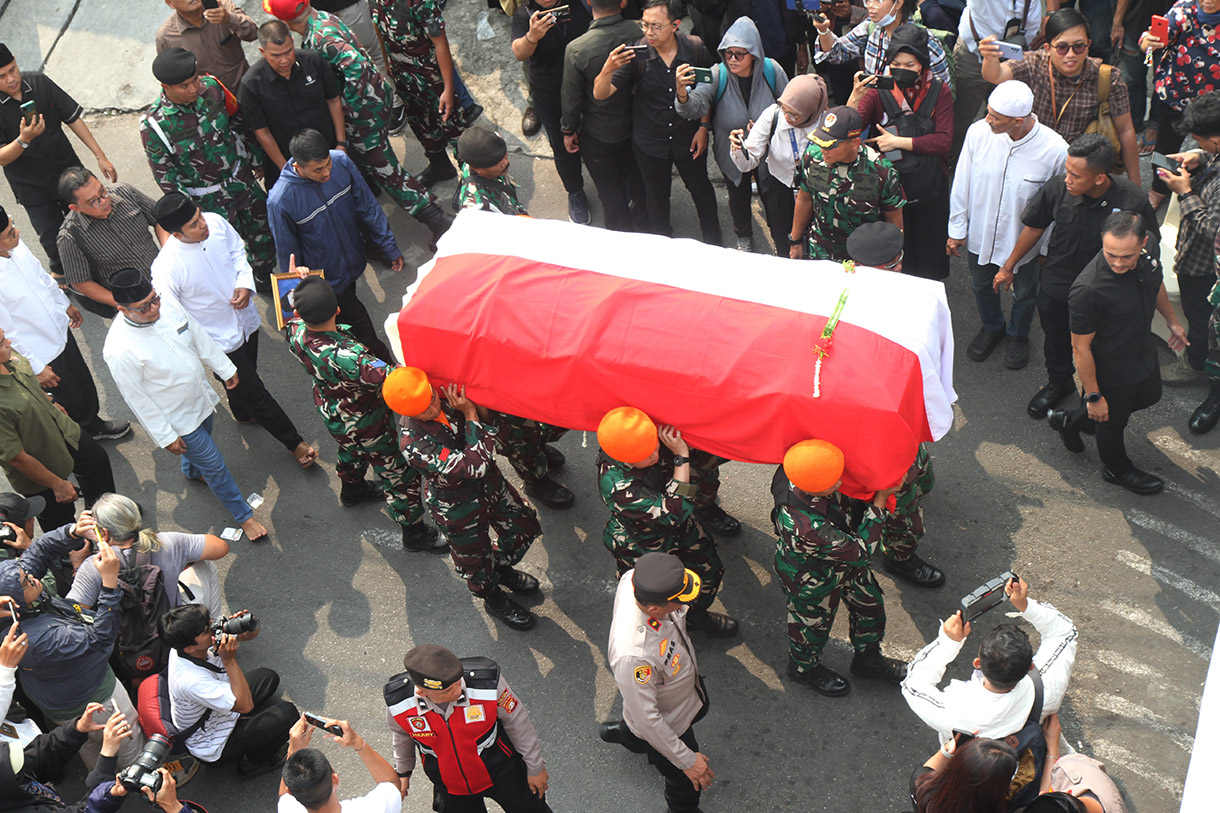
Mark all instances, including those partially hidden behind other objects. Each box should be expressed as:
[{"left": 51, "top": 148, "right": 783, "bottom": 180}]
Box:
[{"left": 262, "top": 0, "right": 310, "bottom": 21}]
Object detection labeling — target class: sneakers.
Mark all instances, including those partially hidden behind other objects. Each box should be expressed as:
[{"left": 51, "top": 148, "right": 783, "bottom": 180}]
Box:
[
  {"left": 694, "top": 504, "right": 741, "bottom": 538},
  {"left": 684, "top": 607, "right": 738, "bottom": 637},
  {"left": 1004, "top": 337, "right": 1029, "bottom": 370},
  {"left": 483, "top": 587, "right": 536, "bottom": 630},
  {"left": 787, "top": 661, "right": 849, "bottom": 697},
  {"left": 402, "top": 522, "right": 447, "bottom": 553},
  {"left": 1162, "top": 355, "right": 1204, "bottom": 386},
  {"left": 339, "top": 479, "right": 384, "bottom": 507},
  {"left": 567, "top": 191, "right": 591, "bottom": 225},
  {"left": 524, "top": 476, "right": 575, "bottom": 509},
  {"left": 850, "top": 646, "right": 906, "bottom": 684},
  {"left": 165, "top": 755, "right": 201, "bottom": 787},
  {"left": 966, "top": 329, "right": 1003, "bottom": 362},
  {"left": 735, "top": 234, "right": 754, "bottom": 252},
  {"left": 91, "top": 419, "right": 131, "bottom": 440},
  {"left": 389, "top": 102, "right": 408, "bottom": 136},
  {"left": 522, "top": 106, "right": 541, "bottom": 136}
]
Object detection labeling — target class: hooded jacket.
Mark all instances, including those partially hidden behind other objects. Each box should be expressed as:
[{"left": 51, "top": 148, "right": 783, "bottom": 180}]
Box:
[
  {"left": 0, "top": 720, "right": 119, "bottom": 813},
  {"left": 675, "top": 17, "right": 789, "bottom": 186},
  {"left": 0, "top": 527, "right": 120, "bottom": 717},
  {"left": 266, "top": 149, "right": 401, "bottom": 294}
]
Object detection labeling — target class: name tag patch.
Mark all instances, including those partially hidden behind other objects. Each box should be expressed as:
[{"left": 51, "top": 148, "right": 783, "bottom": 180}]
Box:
[{"left": 464, "top": 705, "right": 486, "bottom": 723}]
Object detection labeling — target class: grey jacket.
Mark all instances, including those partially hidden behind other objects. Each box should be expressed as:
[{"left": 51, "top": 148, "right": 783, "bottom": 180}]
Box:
[{"left": 674, "top": 16, "right": 788, "bottom": 185}]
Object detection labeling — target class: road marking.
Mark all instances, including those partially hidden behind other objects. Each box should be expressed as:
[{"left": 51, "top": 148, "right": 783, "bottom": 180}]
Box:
[
  {"left": 1091, "top": 738, "right": 1184, "bottom": 799},
  {"left": 1083, "top": 692, "right": 1195, "bottom": 752},
  {"left": 1116, "top": 550, "right": 1220, "bottom": 608},
  {"left": 1125, "top": 509, "right": 1220, "bottom": 564},
  {"left": 1099, "top": 599, "right": 1212, "bottom": 661},
  {"left": 1163, "top": 481, "right": 1220, "bottom": 520},
  {"left": 1093, "top": 648, "right": 1166, "bottom": 681},
  {"left": 725, "top": 644, "right": 785, "bottom": 691}
]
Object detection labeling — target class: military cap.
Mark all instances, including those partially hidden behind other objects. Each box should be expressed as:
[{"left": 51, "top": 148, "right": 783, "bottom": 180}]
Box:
[
  {"left": 152, "top": 192, "right": 198, "bottom": 233},
  {"left": 290, "top": 276, "right": 337, "bottom": 325},
  {"left": 846, "top": 222, "right": 904, "bottom": 268},
  {"left": 152, "top": 47, "right": 197, "bottom": 85},
  {"left": 633, "top": 552, "right": 701, "bottom": 606},
  {"left": 457, "top": 127, "right": 507, "bottom": 170},
  {"left": 811, "top": 105, "right": 864, "bottom": 149},
  {"left": 403, "top": 644, "right": 463, "bottom": 690},
  {"left": 0, "top": 493, "right": 44, "bottom": 525},
  {"left": 109, "top": 269, "right": 154, "bottom": 306}
]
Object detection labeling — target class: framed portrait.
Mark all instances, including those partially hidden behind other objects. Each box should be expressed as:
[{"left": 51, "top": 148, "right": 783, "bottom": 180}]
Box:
[{"left": 271, "top": 269, "right": 326, "bottom": 330}]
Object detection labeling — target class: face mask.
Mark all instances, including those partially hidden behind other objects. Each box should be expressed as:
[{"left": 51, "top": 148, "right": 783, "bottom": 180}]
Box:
[
  {"left": 877, "top": 0, "right": 900, "bottom": 27},
  {"left": 891, "top": 68, "right": 919, "bottom": 89}
]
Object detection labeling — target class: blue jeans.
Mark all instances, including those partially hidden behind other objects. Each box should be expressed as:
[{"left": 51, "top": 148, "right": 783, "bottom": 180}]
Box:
[
  {"left": 1118, "top": 25, "right": 1149, "bottom": 130},
  {"left": 969, "top": 253, "right": 1040, "bottom": 339},
  {"left": 180, "top": 415, "right": 252, "bottom": 523}
]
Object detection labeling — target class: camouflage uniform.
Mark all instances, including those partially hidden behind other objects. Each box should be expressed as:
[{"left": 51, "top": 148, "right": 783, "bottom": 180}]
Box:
[
  {"left": 284, "top": 319, "right": 423, "bottom": 526},
  {"left": 880, "top": 443, "right": 934, "bottom": 564},
  {"left": 399, "top": 404, "right": 541, "bottom": 597},
  {"left": 486, "top": 410, "right": 567, "bottom": 482},
  {"left": 794, "top": 141, "right": 905, "bottom": 261},
  {"left": 302, "top": 10, "right": 431, "bottom": 216},
  {"left": 770, "top": 466, "right": 887, "bottom": 672},
  {"left": 139, "top": 75, "right": 274, "bottom": 277},
  {"left": 597, "top": 447, "right": 724, "bottom": 611},
  {"left": 370, "top": 0, "right": 467, "bottom": 154},
  {"left": 456, "top": 163, "right": 528, "bottom": 215}
]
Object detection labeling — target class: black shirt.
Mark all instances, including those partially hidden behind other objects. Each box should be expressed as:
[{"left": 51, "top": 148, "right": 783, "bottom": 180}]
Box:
[
  {"left": 1069, "top": 251, "right": 1163, "bottom": 386},
  {"left": 0, "top": 72, "right": 84, "bottom": 206},
  {"left": 237, "top": 49, "right": 341, "bottom": 158},
  {"left": 1021, "top": 174, "right": 1161, "bottom": 302},
  {"left": 611, "top": 33, "right": 713, "bottom": 159},
  {"left": 512, "top": 1, "right": 592, "bottom": 99}
]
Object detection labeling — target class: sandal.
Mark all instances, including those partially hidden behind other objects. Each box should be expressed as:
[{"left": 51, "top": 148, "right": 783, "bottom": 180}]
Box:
[
  {"left": 293, "top": 442, "right": 318, "bottom": 468},
  {"left": 1139, "top": 128, "right": 1157, "bottom": 156}
]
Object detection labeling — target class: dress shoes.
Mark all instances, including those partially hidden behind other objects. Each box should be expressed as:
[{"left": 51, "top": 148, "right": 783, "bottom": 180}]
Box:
[
  {"left": 1048, "top": 410, "right": 1085, "bottom": 453},
  {"left": 966, "top": 329, "right": 1003, "bottom": 362},
  {"left": 497, "top": 566, "right": 541, "bottom": 594},
  {"left": 598, "top": 720, "right": 647, "bottom": 753},
  {"left": 339, "top": 479, "right": 384, "bottom": 507},
  {"left": 787, "top": 661, "right": 849, "bottom": 697},
  {"left": 850, "top": 646, "right": 906, "bottom": 684},
  {"left": 882, "top": 553, "right": 945, "bottom": 587},
  {"left": 483, "top": 588, "right": 537, "bottom": 630},
  {"left": 685, "top": 607, "right": 738, "bottom": 637},
  {"left": 695, "top": 504, "right": 741, "bottom": 538},
  {"left": 524, "top": 476, "right": 575, "bottom": 509},
  {"left": 544, "top": 444, "right": 566, "bottom": 471},
  {"left": 402, "top": 522, "right": 447, "bottom": 553},
  {"left": 1027, "top": 382, "right": 1075, "bottom": 419},
  {"left": 1102, "top": 467, "right": 1164, "bottom": 495},
  {"left": 1189, "top": 392, "right": 1220, "bottom": 435},
  {"left": 521, "top": 106, "right": 541, "bottom": 136}
]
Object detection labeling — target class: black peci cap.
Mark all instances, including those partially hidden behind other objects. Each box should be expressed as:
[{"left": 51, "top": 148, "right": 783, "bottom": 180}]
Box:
[{"left": 109, "top": 268, "right": 154, "bottom": 306}]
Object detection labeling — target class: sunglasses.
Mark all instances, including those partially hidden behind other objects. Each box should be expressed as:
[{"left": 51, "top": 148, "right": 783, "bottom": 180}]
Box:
[
  {"left": 1051, "top": 42, "right": 1088, "bottom": 55},
  {"left": 724, "top": 50, "right": 751, "bottom": 61},
  {"left": 129, "top": 293, "right": 161, "bottom": 314}
]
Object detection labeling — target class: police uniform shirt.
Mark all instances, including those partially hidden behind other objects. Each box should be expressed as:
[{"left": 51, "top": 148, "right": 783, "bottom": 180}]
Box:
[
  {"left": 237, "top": 49, "right": 341, "bottom": 159},
  {"left": 1068, "top": 251, "right": 1163, "bottom": 387},
  {"left": 607, "top": 570, "right": 702, "bottom": 770},
  {"left": 0, "top": 72, "right": 84, "bottom": 205}
]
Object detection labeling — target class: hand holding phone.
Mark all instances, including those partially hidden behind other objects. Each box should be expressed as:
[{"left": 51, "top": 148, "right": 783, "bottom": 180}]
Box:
[
  {"left": 1151, "top": 152, "right": 1181, "bottom": 173},
  {"left": 994, "top": 40, "right": 1025, "bottom": 61},
  {"left": 548, "top": 4, "right": 571, "bottom": 22},
  {"left": 873, "top": 75, "right": 895, "bottom": 90},
  {"left": 690, "top": 66, "right": 713, "bottom": 85},
  {"left": 304, "top": 712, "right": 345, "bottom": 737},
  {"left": 19, "top": 100, "right": 36, "bottom": 124},
  {"left": 1149, "top": 15, "right": 1169, "bottom": 45}
]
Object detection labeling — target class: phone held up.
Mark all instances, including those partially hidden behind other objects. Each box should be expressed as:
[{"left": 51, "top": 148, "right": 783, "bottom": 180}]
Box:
[
  {"left": 1148, "top": 15, "right": 1169, "bottom": 44},
  {"left": 304, "top": 713, "right": 345, "bottom": 737},
  {"left": 994, "top": 40, "right": 1025, "bottom": 61},
  {"left": 19, "top": 100, "right": 36, "bottom": 124},
  {"left": 548, "top": 4, "right": 571, "bottom": 22}
]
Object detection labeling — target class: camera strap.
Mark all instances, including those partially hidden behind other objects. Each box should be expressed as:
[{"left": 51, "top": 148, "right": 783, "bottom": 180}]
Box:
[{"left": 180, "top": 652, "right": 226, "bottom": 674}]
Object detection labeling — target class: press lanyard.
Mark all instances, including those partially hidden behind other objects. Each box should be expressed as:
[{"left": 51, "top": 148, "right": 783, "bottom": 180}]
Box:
[
  {"left": 788, "top": 127, "right": 799, "bottom": 160},
  {"left": 1047, "top": 59, "right": 1079, "bottom": 125}
]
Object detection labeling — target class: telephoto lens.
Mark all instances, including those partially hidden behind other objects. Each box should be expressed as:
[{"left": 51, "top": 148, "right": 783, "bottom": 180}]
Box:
[
  {"left": 217, "top": 611, "right": 259, "bottom": 636},
  {"left": 118, "top": 733, "right": 172, "bottom": 792}
]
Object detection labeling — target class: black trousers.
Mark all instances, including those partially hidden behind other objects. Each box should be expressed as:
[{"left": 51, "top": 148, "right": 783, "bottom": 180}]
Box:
[
  {"left": 725, "top": 172, "right": 753, "bottom": 239},
  {"left": 45, "top": 333, "right": 102, "bottom": 434},
  {"left": 215, "top": 668, "right": 298, "bottom": 765},
  {"left": 646, "top": 725, "right": 702, "bottom": 813},
  {"left": 221, "top": 333, "right": 304, "bottom": 451},
  {"left": 532, "top": 91, "right": 584, "bottom": 195},
  {"left": 436, "top": 756, "right": 553, "bottom": 813},
  {"left": 32, "top": 432, "right": 115, "bottom": 533},
  {"left": 1037, "top": 290, "right": 1075, "bottom": 387},
  {"left": 1064, "top": 373, "right": 1162, "bottom": 472},
  {"left": 22, "top": 199, "right": 69, "bottom": 278},
  {"left": 1178, "top": 272, "right": 1218, "bottom": 371},
  {"left": 635, "top": 148, "right": 721, "bottom": 243},
  {"left": 902, "top": 181, "right": 951, "bottom": 281},
  {"left": 1150, "top": 100, "right": 1186, "bottom": 196},
  {"left": 758, "top": 174, "right": 796, "bottom": 256},
  {"left": 336, "top": 281, "right": 393, "bottom": 363},
  {"left": 579, "top": 133, "right": 645, "bottom": 233}
]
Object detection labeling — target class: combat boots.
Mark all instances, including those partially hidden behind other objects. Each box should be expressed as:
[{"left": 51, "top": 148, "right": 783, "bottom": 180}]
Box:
[
  {"left": 339, "top": 479, "right": 384, "bottom": 507},
  {"left": 483, "top": 587, "right": 536, "bottom": 631},
  {"left": 685, "top": 607, "right": 738, "bottom": 638},
  {"left": 401, "top": 522, "right": 447, "bottom": 554},
  {"left": 412, "top": 202, "right": 453, "bottom": 250},
  {"left": 850, "top": 645, "right": 906, "bottom": 684}
]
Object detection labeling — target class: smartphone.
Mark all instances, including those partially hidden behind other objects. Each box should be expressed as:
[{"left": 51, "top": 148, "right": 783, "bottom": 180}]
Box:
[
  {"left": 304, "top": 713, "right": 345, "bottom": 737},
  {"left": 201, "top": 0, "right": 220, "bottom": 9},
  {"left": 3, "top": 598, "right": 15, "bottom": 620},
  {"left": 625, "top": 44, "right": 649, "bottom": 56},
  {"left": 873, "top": 75, "right": 894, "bottom": 90},
  {"left": 548, "top": 4, "right": 571, "bottom": 22},
  {"left": 19, "top": 100, "right": 35, "bottom": 124},
  {"left": 1151, "top": 152, "right": 1180, "bottom": 173},
  {"left": 995, "top": 40, "right": 1025, "bottom": 61},
  {"left": 1149, "top": 15, "right": 1169, "bottom": 43},
  {"left": 690, "top": 66, "right": 713, "bottom": 85},
  {"left": 953, "top": 730, "right": 976, "bottom": 747}
]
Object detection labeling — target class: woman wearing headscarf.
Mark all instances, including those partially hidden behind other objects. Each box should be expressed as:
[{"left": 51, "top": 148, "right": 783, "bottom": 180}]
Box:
[
  {"left": 675, "top": 16, "right": 789, "bottom": 252},
  {"left": 848, "top": 24, "right": 953, "bottom": 280},
  {"left": 728, "top": 74, "right": 828, "bottom": 254}
]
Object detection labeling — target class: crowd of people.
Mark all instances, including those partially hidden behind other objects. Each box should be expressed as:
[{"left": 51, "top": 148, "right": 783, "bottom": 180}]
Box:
[{"left": 0, "top": 0, "right": 1216, "bottom": 810}]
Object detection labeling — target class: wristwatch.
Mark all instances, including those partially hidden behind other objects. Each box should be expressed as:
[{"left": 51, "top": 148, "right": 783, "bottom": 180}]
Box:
[
  {"left": 335, "top": 140, "right": 348, "bottom": 147},
  {"left": 788, "top": 235, "right": 803, "bottom": 246},
  {"left": 1085, "top": 392, "right": 1102, "bottom": 403},
  {"left": 16, "top": 139, "right": 29, "bottom": 150},
  {"left": 671, "top": 455, "right": 689, "bottom": 467}
]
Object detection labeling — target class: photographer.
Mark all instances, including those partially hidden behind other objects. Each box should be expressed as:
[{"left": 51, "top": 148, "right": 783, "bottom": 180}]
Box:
[
  {"left": 900, "top": 576, "right": 1078, "bottom": 746},
  {"left": 279, "top": 716, "right": 401, "bottom": 813},
  {"left": 101, "top": 765, "right": 204, "bottom": 813},
  {"left": 0, "top": 493, "right": 91, "bottom": 598},
  {"left": 158, "top": 604, "right": 296, "bottom": 778}
]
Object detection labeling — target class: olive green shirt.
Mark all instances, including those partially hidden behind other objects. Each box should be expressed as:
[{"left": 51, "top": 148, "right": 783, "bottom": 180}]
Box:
[{"left": 0, "top": 351, "right": 81, "bottom": 494}]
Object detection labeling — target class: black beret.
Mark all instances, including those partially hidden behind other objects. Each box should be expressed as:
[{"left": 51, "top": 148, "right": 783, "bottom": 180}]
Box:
[
  {"left": 633, "top": 552, "right": 701, "bottom": 605},
  {"left": 0, "top": 44, "right": 13, "bottom": 69},
  {"left": 152, "top": 47, "right": 197, "bottom": 85},
  {"left": 152, "top": 192, "right": 198, "bottom": 233},
  {"left": 290, "top": 276, "right": 338, "bottom": 326},
  {"left": 457, "top": 127, "right": 507, "bottom": 170},
  {"left": 403, "top": 645, "right": 463, "bottom": 690},
  {"left": 846, "top": 222, "right": 904, "bottom": 268}
]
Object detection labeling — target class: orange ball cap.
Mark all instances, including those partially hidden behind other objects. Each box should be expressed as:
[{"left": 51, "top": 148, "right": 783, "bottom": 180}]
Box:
[
  {"left": 783, "top": 439, "right": 845, "bottom": 494},
  {"left": 383, "top": 367, "right": 433, "bottom": 416},
  {"left": 597, "top": 407, "right": 659, "bottom": 464}
]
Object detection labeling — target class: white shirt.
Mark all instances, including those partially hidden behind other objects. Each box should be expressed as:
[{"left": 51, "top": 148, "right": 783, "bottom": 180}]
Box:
[
  {"left": 278, "top": 782, "right": 401, "bottom": 813},
  {"left": 729, "top": 104, "right": 818, "bottom": 188},
  {"left": 103, "top": 296, "right": 237, "bottom": 448},
  {"left": 901, "top": 598, "right": 1078, "bottom": 746},
  {"left": 958, "top": 0, "right": 1044, "bottom": 55},
  {"left": 949, "top": 116, "right": 1067, "bottom": 267},
  {"left": 1, "top": 664, "right": 42, "bottom": 746},
  {"left": 0, "top": 240, "right": 71, "bottom": 374},
  {"left": 167, "top": 648, "right": 240, "bottom": 763},
  {"left": 151, "top": 212, "right": 259, "bottom": 354}
]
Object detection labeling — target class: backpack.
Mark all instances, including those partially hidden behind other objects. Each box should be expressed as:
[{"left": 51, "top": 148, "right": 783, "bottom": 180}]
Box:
[
  {"left": 1084, "top": 64, "right": 1125, "bottom": 173},
  {"left": 111, "top": 550, "right": 172, "bottom": 686},
  {"left": 1004, "top": 668, "right": 1048, "bottom": 810},
  {"left": 876, "top": 80, "right": 947, "bottom": 201},
  {"left": 714, "top": 56, "right": 779, "bottom": 106},
  {"left": 136, "top": 667, "right": 213, "bottom": 755}
]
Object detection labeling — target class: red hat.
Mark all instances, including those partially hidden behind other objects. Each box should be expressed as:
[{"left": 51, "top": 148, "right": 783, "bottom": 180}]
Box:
[
  {"left": 263, "top": 0, "right": 310, "bottom": 21},
  {"left": 783, "top": 439, "right": 845, "bottom": 493},
  {"left": 597, "top": 407, "right": 658, "bottom": 464}
]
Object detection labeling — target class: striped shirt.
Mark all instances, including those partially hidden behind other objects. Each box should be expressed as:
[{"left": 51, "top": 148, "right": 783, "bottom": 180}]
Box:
[
  {"left": 57, "top": 183, "right": 159, "bottom": 289},
  {"left": 814, "top": 20, "right": 954, "bottom": 93}
]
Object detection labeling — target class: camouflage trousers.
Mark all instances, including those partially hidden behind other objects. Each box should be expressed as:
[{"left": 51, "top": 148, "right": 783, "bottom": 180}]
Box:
[
  {"left": 347, "top": 112, "right": 431, "bottom": 216},
  {"left": 491, "top": 413, "right": 567, "bottom": 482},
  {"left": 603, "top": 521, "right": 724, "bottom": 611},
  {"left": 774, "top": 544, "right": 886, "bottom": 670},
  {"left": 388, "top": 57, "right": 465, "bottom": 154},
  {"left": 1207, "top": 309, "right": 1220, "bottom": 386},
  {"left": 331, "top": 425, "right": 424, "bottom": 527},
  {"left": 427, "top": 465, "right": 542, "bottom": 597},
  {"left": 882, "top": 449, "right": 934, "bottom": 563},
  {"left": 197, "top": 180, "right": 276, "bottom": 277},
  {"left": 690, "top": 452, "right": 726, "bottom": 509}
]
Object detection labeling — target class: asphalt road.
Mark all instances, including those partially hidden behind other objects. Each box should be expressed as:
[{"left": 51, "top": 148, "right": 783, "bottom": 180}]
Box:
[{"left": 3, "top": 112, "right": 1216, "bottom": 813}]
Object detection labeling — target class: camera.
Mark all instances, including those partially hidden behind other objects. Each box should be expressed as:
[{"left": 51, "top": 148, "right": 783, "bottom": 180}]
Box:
[
  {"left": 0, "top": 525, "right": 16, "bottom": 546},
  {"left": 960, "top": 571, "right": 1017, "bottom": 623},
  {"left": 118, "top": 734, "right": 172, "bottom": 794},
  {"left": 211, "top": 610, "right": 258, "bottom": 646}
]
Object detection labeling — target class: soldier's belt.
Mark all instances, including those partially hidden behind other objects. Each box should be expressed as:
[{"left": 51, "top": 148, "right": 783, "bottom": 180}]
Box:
[{"left": 183, "top": 183, "right": 224, "bottom": 196}]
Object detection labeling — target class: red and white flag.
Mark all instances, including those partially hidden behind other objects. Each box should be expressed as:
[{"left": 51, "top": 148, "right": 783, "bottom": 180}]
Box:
[{"left": 387, "top": 210, "right": 956, "bottom": 497}]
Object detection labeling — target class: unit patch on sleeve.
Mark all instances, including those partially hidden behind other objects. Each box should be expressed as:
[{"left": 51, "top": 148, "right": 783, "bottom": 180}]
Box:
[
  {"left": 634, "top": 665, "right": 652, "bottom": 685},
  {"left": 498, "top": 688, "right": 518, "bottom": 714}
]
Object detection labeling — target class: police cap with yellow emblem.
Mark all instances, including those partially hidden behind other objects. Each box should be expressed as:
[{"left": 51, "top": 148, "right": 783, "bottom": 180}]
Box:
[
  {"left": 632, "top": 552, "right": 701, "bottom": 606},
  {"left": 811, "top": 105, "right": 864, "bottom": 149},
  {"left": 403, "top": 645, "right": 463, "bottom": 691}
]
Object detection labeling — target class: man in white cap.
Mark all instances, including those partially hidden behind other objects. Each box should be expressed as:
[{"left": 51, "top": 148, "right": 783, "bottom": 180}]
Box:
[{"left": 948, "top": 80, "right": 1067, "bottom": 371}]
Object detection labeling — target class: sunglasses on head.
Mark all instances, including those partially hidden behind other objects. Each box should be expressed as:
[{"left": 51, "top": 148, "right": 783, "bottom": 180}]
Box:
[{"left": 1052, "top": 42, "right": 1088, "bottom": 55}]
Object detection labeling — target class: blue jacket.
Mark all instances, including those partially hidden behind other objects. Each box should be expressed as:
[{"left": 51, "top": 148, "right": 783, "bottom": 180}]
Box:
[{"left": 266, "top": 150, "right": 401, "bottom": 293}]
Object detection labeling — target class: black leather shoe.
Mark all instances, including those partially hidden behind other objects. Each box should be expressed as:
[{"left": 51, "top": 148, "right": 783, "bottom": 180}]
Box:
[
  {"left": 524, "top": 476, "right": 575, "bottom": 510},
  {"left": 237, "top": 742, "right": 287, "bottom": 780},
  {"left": 1189, "top": 392, "right": 1220, "bottom": 435},
  {"left": 402, "top": 522, "right": 447, "bottom": 553},
  {"left": 1048, "top": 410, "right": 1085, "bottom": 453},
  {"left": 522, "top": 106, "right": 541, "bottom": 136},
  {"left": 497, "top": 567, "right": 541, "bottom": 594},
  {"left": 787, "top": 661, "right": 850, "bottom": 697},
  {"left": 340, "top": 479, "right": 384, "bottom": 507},
  {"left": 685, "top": 607, "right": 739, "bottom": 637},
  {"left": 1102, "top": 467, "right": 1164, "bottom": 495},
  {"left": 695, "top": 505, "right": 741, "bottom": 538},
  {"left": 850, "top": 647, "right": 906, "bottom": 684},
  {"left": 1027, "top": 382, "right": 1075, "bottom": 418},
  {"left": 91, "top": 419, "right": 131, "bottom": 440},
  {"left": 966, "top": 329, "right": 1003, "bottom": 362},
  {"left": 416, "top": 153, "right": 457, "bottom": 187},
  {"left": 883, "top": 553, "right": 945, "bottom": 588},
  {"left": 254, "top": 273, "right": 273, "bottom": 295},
  {"left": 544, "top": 444, "right": 565, "bottom": 471},
  {"left": 598, "top": 720, "right": 647, "bottom": 753},
  {"left": 1004, "top": 337, "right": 1029, "bottom": 370},
  {"left": 484, "top": 588, "right": 537, "bottom": 630},
  {"left": 413, "top": 202, "right": 453, "bottom": 250}
]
